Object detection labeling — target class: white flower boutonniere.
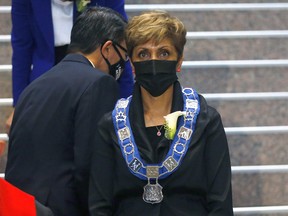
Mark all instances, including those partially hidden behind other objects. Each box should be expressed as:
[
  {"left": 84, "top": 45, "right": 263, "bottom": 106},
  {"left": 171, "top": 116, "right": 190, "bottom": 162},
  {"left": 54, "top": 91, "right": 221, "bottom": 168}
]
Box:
[
  {"left": 76, "top": 0, "right": 91, "bottom": 12},
  {"left": 164, "top": 111, "right": 186, "bottom": 140}
]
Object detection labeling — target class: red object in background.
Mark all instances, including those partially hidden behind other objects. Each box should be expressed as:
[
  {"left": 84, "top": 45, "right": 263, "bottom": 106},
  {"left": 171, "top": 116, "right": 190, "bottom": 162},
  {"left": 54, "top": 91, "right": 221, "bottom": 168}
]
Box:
[
  {"left": 0, "top": 178, "right": 36, "bottom": 216},
  {"left": 0, "top": 140, "right": 5, "bottom": 156}
]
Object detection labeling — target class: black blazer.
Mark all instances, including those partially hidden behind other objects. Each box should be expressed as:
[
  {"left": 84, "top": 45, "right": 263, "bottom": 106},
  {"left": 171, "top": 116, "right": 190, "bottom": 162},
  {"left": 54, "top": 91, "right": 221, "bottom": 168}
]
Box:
[
  {"left": 89, "top": 83, "right": 233, "bottom": 215},
  {"left": 5, "top": 54, "right": 119, "bottom": 216}
]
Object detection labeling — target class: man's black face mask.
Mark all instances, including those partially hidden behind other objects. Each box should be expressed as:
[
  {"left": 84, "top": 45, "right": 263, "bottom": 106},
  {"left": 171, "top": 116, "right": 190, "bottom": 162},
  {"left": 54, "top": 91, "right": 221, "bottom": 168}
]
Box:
[{"left": 101, "top": 42, "right": 127, "bottom": 80}]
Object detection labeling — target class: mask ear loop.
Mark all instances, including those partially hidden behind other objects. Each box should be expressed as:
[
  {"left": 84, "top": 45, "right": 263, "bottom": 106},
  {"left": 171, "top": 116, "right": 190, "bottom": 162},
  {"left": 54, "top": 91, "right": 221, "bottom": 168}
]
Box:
[
  {"left": 113, "top": 41, "right": 127, "bottom": 52},
  {"left": 111, "top": 43, "right": 127, "bottom": 80},
  {"left": 112, "top": 43, "right": 127, "bottom": 62}
]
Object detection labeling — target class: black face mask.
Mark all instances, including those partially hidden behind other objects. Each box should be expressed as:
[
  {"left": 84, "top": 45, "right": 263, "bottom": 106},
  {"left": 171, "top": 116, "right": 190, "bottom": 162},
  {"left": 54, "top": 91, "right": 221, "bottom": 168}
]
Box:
[
  {"left": 134, "top": 60, "right": 178, "bottom": 97},
  {"left": 101, "top": 42, "right": 127, "bottom": 80}
]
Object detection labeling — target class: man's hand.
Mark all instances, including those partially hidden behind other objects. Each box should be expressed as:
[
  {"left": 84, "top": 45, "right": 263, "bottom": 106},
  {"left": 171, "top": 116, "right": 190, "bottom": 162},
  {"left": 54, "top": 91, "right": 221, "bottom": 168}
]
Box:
[
  {"left": 0, "top": 109, "right": 13, "bottom": 157},
  {"left": 5, "top": 109, "right": 14, "bottom": 135},
  {"left": 0, "top": 140, "right": 5, "bottom": 156}
]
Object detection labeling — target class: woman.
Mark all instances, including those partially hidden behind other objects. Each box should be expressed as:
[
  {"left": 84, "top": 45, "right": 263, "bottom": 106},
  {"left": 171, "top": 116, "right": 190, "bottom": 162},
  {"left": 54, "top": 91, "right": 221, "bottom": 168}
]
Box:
[{"left": 89, "top": 10, "right": 234, "bottom": 215}]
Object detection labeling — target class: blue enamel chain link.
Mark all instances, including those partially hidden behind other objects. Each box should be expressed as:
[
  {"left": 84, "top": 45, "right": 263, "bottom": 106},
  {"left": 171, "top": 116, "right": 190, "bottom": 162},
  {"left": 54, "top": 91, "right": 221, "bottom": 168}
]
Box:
[{"left": 112, "top": 88, "right": 200, "bottom": 181}]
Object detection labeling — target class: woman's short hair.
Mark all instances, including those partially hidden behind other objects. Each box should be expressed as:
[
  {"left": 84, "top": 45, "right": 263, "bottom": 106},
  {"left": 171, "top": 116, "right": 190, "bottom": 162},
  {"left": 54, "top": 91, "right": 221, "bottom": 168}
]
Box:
[{"left": 125, "top": 10, "right": 187, "bottom": 59}]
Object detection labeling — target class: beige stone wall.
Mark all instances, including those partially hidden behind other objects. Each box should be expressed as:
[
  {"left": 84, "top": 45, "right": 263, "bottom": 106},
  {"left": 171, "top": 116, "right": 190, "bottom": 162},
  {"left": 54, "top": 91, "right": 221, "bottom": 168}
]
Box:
[{"left": 1, "top": 1, "right": 288, "bottom": 215}]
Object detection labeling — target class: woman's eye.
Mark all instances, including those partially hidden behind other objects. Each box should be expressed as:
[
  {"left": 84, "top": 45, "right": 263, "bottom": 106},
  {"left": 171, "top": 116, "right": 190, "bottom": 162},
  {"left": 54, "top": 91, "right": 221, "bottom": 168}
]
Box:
[
  {"left": 138, "top": 51, "right": 149, "bottom": 58},
  {"left": 160, "top": 51, "right": 169, "bottom": 57}
]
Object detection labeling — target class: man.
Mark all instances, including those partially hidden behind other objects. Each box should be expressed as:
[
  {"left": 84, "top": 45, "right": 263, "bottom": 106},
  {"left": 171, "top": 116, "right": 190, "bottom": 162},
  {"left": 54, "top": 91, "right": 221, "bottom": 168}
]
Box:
[
  {"left": 5, "top": 7, "right": 128, "bottom": 216},
  {"left": 5, "top": 0, "right": 133, "bottom": 134}
]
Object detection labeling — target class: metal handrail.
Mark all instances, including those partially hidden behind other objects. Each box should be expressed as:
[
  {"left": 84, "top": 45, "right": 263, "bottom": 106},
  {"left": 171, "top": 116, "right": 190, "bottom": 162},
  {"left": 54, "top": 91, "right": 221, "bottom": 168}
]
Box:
[
  {"left": 225, "top": 126, "right": 288, "bottom": 135},
  {"left": 187, "top": 30, "right": 288, "bottom": 39},
  {"left": 0, "top": 134, "right": 8, "bottom": 141},
  {"left": 0, "top": 98, "right": 13, "bottom": 106},
  {"left": 1, "top": 165, "right": 288, "bottom": 175},
  {"left": 1, "top": 60, "right": 288, "bottom": 71},
  {"left": 232, "top": 164, "right": 288, "bottom": 174},
  {"left": 1, "top": 126, "right": 288, "bottom": 141},
  {"left": 0, "top": 6, "right": 10, "bottom": 13},
  {"left": 0, "top": 35, "right": 10, "bottom": 42},
  {"left": 1, "top": 164, "right": 288, "bottom": 177},
  {"left": 1, "top": 164, "right": 288, "bottom": 175},
  {"left": 234, "top": 205, "right": 288, "bottom": 214},
  {"left": 1, "top": 92, "right": 288, "bottom": 107},
  {"left": 1, "top": 3, "right": 288, "bottom": 13},
  {"left": 125, "top": 3, "right": 288, "bottom": 12},
  {"left": 182, "top": 59, "right": 288, "bottom": 68},
  {"left": 0, "top": 65, "right": 12, "bottom": 72},
  {"left": 2, "top": 30, "right": 288, "bottom": 42},
  {"left": 203, "top": 92, "right": 288, "bottom": 101}
]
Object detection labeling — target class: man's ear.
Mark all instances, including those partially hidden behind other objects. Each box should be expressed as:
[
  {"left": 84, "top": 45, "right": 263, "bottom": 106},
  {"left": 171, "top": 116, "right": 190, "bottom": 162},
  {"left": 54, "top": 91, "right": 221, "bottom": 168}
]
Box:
[
  {"left": 176, "top": 56, "right": 184, "bottom": 72},
  {"left": 100, "top": 40, "right": 113, "bottom": 58}
]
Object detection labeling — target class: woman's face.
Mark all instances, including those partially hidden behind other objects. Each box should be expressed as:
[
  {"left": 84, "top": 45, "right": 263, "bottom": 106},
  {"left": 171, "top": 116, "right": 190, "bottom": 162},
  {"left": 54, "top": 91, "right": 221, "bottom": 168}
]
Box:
[
  {"left": 131, "top": 38, "right": 183, "bottom": 97},
  {"left": 131, "top": 38, "right": 178, "bottom": 62}
]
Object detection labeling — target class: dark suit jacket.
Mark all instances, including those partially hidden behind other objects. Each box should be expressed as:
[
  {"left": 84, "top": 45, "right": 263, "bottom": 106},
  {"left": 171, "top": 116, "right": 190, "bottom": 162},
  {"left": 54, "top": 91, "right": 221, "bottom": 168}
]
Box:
[
  {"left": 89, "top": 83, "right": 233, "bottom": 215},
  {"left": 11, "top": 0, "right": 133, "bottom": 105},
  {"left": 5, "top": 54, "right": 119, "bottom": 216}
]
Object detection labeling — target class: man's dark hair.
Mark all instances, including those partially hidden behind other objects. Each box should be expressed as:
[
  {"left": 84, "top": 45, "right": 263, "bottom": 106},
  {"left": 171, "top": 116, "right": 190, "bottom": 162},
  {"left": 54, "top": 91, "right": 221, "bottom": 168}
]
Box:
[{"left": 68, "top": 6, "right": 127, "bottom": 54}]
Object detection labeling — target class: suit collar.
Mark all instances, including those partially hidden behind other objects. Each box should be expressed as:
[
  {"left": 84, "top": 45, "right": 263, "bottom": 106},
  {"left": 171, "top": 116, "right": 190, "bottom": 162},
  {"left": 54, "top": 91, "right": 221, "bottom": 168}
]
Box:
[{"left": 62, "top": 53, "right": 94, "bottom": 67}]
